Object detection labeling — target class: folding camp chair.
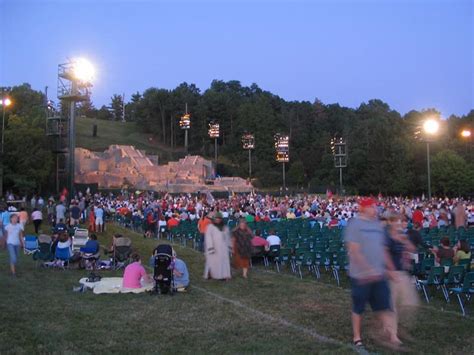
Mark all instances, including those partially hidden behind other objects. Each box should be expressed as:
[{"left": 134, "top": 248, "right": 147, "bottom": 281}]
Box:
[
  {"left": 23, "top": 235, "right": 39, "bottom": 255},
  {"left": 450, "top": 272, "right": 474, "bottom": 316},
  {"left": 72, "top": 228, "right": 89, "bottom": 252},
  {"left": 419, "top": 266, "right": 445, "bottom": 303},
  {"left": 55, "top": 246, "right": 72, "bottom": 269},
  {"left": 442, "top": 265, "right": 465, "bottom": 302}
]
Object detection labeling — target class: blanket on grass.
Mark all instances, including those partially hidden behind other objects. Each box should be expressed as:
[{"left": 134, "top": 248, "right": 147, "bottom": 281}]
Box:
[{"left": 79, "top": 277, "right": 154, "bottom": 294}]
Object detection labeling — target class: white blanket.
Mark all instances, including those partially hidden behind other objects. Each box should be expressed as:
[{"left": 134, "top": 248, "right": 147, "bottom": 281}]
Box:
[{"left": 79, "top": 277, "right": 154, "bottom": 294}]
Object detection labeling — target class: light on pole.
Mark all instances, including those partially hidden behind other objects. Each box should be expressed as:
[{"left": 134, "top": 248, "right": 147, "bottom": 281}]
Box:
[
  {"left": 242, "top": 132, "right": 255, "bottom": 179},
  {"left": 0, "top": 95, "right": 12, "bottom": 197},
  {"left": 423, "top": 118, "right": 439, "bottom": 200},
  {"left": 275, "top": 133, "right": 289, "bottom": 191},
  {"left": 330, "top": 136, "right": 347, "bottom": 195},
  {"left": 208, "top": 120, "right": 220, "bottom": 171},
  {"left": 460, "top": 128, "right": 472, "bottom": 156},
  {"left": 179, "top": 103, "right": 191, "bottom": 154},
  {"left": 58, "top": 57, "right": 94, "bottom": 199}
]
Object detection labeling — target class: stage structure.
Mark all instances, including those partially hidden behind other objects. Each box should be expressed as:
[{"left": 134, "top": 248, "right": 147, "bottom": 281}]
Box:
[{"left": 275, "top": 133, "right": 289, "bottom": 190}]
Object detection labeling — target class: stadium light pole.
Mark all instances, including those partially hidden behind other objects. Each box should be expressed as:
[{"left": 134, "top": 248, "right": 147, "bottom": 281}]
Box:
[
  {"left": 461, "top": 128, "right": 472, "bottom": 156},
  {"left": 208, "top": 121, "right": 220, "bottom": 170},
  {"left": 423, "top": 118, "right": 439, "bottom": 200},
  {"left": 242, "top": 133, "right": 255, "bottom": 179},
  {"left": 275, "top": 134, "right": 289, "bottom": 191},
  {"left": 0, "top": 95, "right": 12, "bottom": 197},
  {"left": 180, "top": 103, "right": 191, "bottom": 154},
  {"left": 58, "top": 58, "right": 95, "bottom": 199}
]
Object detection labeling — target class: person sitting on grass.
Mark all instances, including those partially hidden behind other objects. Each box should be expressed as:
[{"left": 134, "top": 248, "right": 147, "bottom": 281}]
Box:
[
  {"left": 122, "top": 253, "right": 151, "bottom": 289},
  {"left": 172, "top": 250, "right": 190, "bottom": 290}
]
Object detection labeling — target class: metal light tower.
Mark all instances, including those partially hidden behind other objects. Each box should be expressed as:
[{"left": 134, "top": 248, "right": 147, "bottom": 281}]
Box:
[
  {"left": 208, "top": 120, "right": 220, "bottom": 168},
  {"left": 58, "top": 58, "right": 94, "bottom": 199},
  {"left": 330, "top": 137, "right": 347, "bottom": 195},
  {"left": 242, "top": 132, "right": 255, "bottom": 179},
  {"left": 422, "top": 118, "right": 439, "bottom": 200},
  {"left": 180, "top": 103, "right": 191, "bottom": 154},
  {"left": 275, "top": 133, "right": 289, "bottom": 190},
  {"left": 0, "top": 89, "right": 12, "bottom": 197}
]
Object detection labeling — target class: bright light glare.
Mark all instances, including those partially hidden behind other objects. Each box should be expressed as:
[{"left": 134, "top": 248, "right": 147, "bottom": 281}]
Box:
[
  {"left": 423, "top": 119, "right": 439, "bottom": 135},
  {"left": 461, "top": 129, "right": 471, "bottom": 138},
  {"left": 73, "top": 58, "right": 95, "bottom": 83},
  {"left": 1, "top": 98, "right": 12, "bottom": 106}
]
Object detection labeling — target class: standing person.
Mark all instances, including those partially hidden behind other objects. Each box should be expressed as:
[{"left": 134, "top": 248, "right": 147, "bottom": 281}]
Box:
[
  {"left": 5, "top": 214, "right": 24, "bottom": 276},
  {"left": 94, "top": 204, "right": 104, "bottom": 233},
  {"left": 385, "top": 213, "right": 419, "bottom": 342},
  {"left": 18, "top": 208, "right": 29, "bottom": 229},
  {"left": 231, "top": 218, "right": 253, "bottom": 279},
  {"left": 69, "top": 202, "right": 81, "bottom": 227},
  {"left": 454, "top": 202, "right": 466, "bottom": 229},
  {"left": 204, "top": 212, "right": 231, "bottom": 280},
  {"left": 0, "top": 205, "right": 7, "bottom": 249},
  {"left": 88, "top": 206, "right": 96, "bottom": 233},
  {"left": 47, "top": 200, "right": 55, "bottom": 225},
  {"left": 31, "top": 208, "right": 43, "bottom": 234},
  {"left": 56, "top": 202, "right": 66, "bottom": 225},
  {"left": 344, "top": 197, "right": 399, "bottom": 349},
  {"left": 198, "top": 211, "right": 212, "bottom": 252}
]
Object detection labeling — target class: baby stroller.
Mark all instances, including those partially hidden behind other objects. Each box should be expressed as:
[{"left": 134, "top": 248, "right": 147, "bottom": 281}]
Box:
[{"left": 152, "top": 244, "right": 174, "bottom": 295}]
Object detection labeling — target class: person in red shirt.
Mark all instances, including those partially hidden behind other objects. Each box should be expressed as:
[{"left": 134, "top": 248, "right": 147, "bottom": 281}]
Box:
[
  {"left": 167, "top": 215, "right": 180, "bottom": 229},
  {"left": 412, "top": 207, "right": 424, "bottom": 226},
  {"left": 251, "top": 230, "right": 269, "bottom": 249}
]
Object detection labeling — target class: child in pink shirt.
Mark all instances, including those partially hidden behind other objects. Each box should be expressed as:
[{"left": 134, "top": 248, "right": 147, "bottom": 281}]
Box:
[{"left": 122, "top": 253, "right": 150, "bottom": 288}]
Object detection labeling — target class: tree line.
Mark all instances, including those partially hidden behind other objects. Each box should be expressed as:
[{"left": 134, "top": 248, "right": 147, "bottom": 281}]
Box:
[{"left": 1, "top": 82, "right": 473, "bottom": 196}]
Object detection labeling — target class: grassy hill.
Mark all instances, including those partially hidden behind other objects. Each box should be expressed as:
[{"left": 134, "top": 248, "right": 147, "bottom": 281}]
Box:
[{"left": 76, "top": 117, "right": 185, "bottom": 162}]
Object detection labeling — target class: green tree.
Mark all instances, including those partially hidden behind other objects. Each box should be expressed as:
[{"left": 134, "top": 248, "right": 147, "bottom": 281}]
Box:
[
  {"left": 431, "top": 149, "right": 473, "bottom": 196},
  {"left": 110, "top": 94, "right": 124, "bottom": 121}
]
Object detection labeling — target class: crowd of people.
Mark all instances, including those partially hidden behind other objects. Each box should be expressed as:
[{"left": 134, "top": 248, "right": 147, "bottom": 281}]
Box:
[{"left": 1, "top": 189, "right": 473, "bottom": 348}]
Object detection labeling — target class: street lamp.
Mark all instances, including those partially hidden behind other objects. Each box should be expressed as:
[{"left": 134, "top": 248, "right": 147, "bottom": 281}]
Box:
[
  {"left": 208, "top": 120, "right": 220, "bottom": 169},
  {"left": 275, "top": 133, "right": 289, "bottom": 190},
  {"left": 242, "top": 132, "right": 255, "bottom": 179},
  {"left": 460, "top": 128, "right": 472, "bottom": 157},
  {"left": 0, "top": 95, "right": 12, "bottom": 197},
  {"left": 423, "top": 118, "right": 439, "bottom": 199}
]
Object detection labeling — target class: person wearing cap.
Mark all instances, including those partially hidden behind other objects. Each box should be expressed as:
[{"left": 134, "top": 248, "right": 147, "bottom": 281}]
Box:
[
  {"left": 344, "top": 197, "right": 399, "bottom": 349},
  {"left": 203, "top": 212, "right": 231, "bottom": 280}
]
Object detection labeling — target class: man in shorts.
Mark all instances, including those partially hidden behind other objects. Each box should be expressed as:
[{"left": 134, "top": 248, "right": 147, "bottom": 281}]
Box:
[
  {"left": 344, "top": 197, "right": 399, "bottom": 348},
  {"left": 94, "top": 204, "right": 104, "bottom": 233}
]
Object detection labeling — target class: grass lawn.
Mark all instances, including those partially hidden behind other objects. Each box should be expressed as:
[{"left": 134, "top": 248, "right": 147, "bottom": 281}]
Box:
[
  {"left": 1, "top": 223, "right": 473, "bottom": 354},
  {"left": 76, "top": 117, "right": 184, "bottom": 162}
]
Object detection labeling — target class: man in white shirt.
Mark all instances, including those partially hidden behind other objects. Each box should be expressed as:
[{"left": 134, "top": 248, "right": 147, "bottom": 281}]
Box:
[{"left": 266, "top": 229, "right": 281, "bottom": 246}]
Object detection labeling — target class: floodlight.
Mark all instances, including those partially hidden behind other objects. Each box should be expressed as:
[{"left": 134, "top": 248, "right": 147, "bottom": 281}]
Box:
[
  {"left": 423, "top": 119, "right": 439, "bottom": 135},
  {"left": 73, "top": 58, "right": 95, "bottom": 84},
  {"left": 461, "top": 129, "right": 471, "bottom": 138}
]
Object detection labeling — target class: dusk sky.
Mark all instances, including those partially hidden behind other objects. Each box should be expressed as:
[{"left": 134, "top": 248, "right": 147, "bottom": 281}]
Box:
[{"left": 1, "top": 0, "right": 472, "bottom": 117}]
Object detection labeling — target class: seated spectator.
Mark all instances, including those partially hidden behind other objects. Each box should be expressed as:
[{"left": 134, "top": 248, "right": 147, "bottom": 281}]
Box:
[
  {"left": 173, "top": 250, "right": 190, "bottom": 289},
  {"left": 454, "top": 240, "right": 471, "bottom": 265},
  {"left": 80, "top": 233, "right": 100, "bottom": 254},
  {"left": 432, "top": 236, "right": 455, "bottom": 265},
  {"left": 167, "top": 214, "right": 180, "bottom": 229},
  {"left": 251, "top": 230, "right": 269, "bottom": 250},
  {"left": 122, "top": 253, "right": 151, "bottom": 289},
  {"left": 266, "top": 229, "right": 281, "bottom": 246}
]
